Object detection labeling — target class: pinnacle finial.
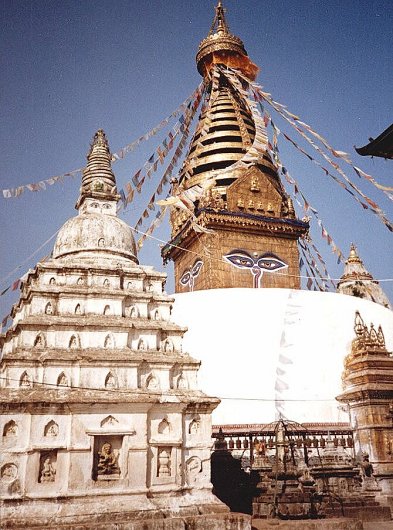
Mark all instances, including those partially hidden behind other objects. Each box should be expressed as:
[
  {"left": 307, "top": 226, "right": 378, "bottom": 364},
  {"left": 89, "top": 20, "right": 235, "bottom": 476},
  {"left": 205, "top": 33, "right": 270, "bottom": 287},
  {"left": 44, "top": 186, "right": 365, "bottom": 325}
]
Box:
[
  {"left": 75, "top": 129, "right": 119, "bottom": 210},
  {"left": 87, "top": 129, "right": 110, "bottom": 159},
  {"left": 349, "top": 243, "right": 359, "bottom": 260},
  {"left": 209, "top": 1, "right": 230, "bottom": 36}
]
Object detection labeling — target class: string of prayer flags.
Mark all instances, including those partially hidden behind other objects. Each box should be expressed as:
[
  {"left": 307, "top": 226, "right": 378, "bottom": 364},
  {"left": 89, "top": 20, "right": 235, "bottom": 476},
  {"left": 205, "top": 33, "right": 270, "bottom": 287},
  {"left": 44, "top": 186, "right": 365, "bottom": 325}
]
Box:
[
  {"left": 260, "top": 109, "right": 345, "bottom": 265},
  {"left": 2, "top": 84, "right": 204, "bottom": 200},
  {"left": 250, "top": 82, "right": 393, "bottom": 232},
  {"left": 136, "top": 205, "right": 168, "bottom": 250}
]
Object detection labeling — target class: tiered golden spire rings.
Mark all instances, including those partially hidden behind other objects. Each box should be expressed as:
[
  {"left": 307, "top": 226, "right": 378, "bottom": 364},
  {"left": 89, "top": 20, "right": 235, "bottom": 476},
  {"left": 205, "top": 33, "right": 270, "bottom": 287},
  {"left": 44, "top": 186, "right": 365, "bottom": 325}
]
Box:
[{"left": 180, "top": 83, "right": 255, "bottom": 189}]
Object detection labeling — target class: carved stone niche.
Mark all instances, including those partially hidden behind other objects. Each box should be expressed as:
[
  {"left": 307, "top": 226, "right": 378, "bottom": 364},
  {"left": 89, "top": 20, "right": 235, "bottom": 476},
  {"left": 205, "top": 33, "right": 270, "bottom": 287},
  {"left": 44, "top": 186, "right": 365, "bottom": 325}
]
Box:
[
  {"left": 38, "top": 451, "right": 57, "bottom": 483},
  {"left": 93, "top": 436, "right": 122, "bottom": 481}
]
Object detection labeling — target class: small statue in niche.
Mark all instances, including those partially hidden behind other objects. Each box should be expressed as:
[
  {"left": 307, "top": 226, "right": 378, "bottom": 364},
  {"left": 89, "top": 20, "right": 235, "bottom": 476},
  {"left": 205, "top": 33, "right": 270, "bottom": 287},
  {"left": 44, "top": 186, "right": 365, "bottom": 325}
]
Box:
[
  {"left": 75, "top": 304, "right": 81, "bottom": 315},
  {"left": 20, "top": 372, "right": 32, "bottom": 387},
  {"left": 189, "top": 418, "right": 200, "bottom": 435},
  {"left": 57, "top": 373, "right": 68, "bottom": 386},
  {"left": 157, "top": 449, "right": 171, "bottom": 477},
  {"left": 97, "top": 442, "right": 120, "bottom": 476},
  {"left": 250, "top": 175, "right": 260, "bottom": 192},
  {"left": 103, "top": 278, "right": 110, "bottom": 287},
  {"left": 361, "top": 454, "right": 374, "bottom": 478},
  {"left": 45, "top": 302, "right": 53, "bottom": 315},
  {"left": 1, "top": 463, "right": 18, "bottom": 481},
  {"left": 77, "top": 277, "right": 84, "bottom": 285},
  {"left": 45, "top": 421, "right": 59, "bottom": 437},
  {"left": 138, "top": 338, "right": 146, "bottom": 351},
  {"left": 164, "top": 339, "right": 174, "bottom": 353},
  {"left": 34, "top": 335, "right": 43, "bottom": 348},
  {"left": 69, "top": 335, "right": 78, "bottom": 348},
  {"left": 105, "top": 373, "right": 116, "bottom": 389},
  {"left": 3, "top": 420, "right": 18, "bottom": 437},
  {"left": 237, "top": 198, "right": 245, "bottom": 208},
  {"left": 177, "top": 375, "right": 188, "bottom": 389},
  {"left": 40, "top": 457, "right": 56, "bottom": 483},
  {"left": 49, "top": 277, "right": 56, "bottom": 285},
  {"left": 248, "top": 199, "right": 254, "bottom": 209},
  {"left": 98, "top": 238, "right": 105, "bottom": 247}
]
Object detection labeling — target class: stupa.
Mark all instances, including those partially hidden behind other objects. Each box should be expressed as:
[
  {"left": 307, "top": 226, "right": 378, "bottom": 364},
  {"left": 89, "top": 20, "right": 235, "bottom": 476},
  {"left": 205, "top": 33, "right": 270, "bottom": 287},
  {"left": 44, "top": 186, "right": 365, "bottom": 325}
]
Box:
[
  {"left": 337, "top": 244, "right": 391, "bottom": 309},
  {"left": 0, "top": 130, "right": 249, "bottom": 529}
]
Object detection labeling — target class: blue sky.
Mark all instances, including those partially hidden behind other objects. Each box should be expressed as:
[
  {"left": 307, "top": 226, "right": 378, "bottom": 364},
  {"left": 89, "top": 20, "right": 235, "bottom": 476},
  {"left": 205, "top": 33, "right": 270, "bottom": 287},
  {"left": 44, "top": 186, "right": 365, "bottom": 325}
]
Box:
[{"left": 1, "top": 0, "right": 392, "bottom": 318}]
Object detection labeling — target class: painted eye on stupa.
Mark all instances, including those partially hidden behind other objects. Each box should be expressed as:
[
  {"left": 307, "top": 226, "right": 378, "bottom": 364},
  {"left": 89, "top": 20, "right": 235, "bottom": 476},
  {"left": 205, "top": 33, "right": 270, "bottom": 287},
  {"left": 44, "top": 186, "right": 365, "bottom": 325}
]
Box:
[
  {"left": 257, "top": 254, "right": 287, "bottom": 271},
  {"left": 180, "top": 271, "right": 191, "bottom": 285},
  {"left": 191, "top": 260, "right": 203, "bottom": 277},
  {"left": 224, "top": 252, "right": 254, "bottom": 269}
]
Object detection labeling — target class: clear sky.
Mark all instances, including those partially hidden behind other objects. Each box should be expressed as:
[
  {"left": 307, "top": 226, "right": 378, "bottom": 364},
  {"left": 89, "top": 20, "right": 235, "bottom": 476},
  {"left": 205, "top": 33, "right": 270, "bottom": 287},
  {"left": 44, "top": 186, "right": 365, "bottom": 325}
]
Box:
[{"left": 1, "top": 0, "right": 392, "bottom": 319}]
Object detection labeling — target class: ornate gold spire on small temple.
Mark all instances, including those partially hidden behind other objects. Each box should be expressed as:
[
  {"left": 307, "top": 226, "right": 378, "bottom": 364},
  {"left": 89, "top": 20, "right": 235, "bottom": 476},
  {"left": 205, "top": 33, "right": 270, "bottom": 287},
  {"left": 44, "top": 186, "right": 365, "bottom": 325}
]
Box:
[
  {"left": 76, "top": 129, "right": 120, "bottom": 210},
  {"left": 337, "top": 244, "right": 391, "bottom": 309},
  {"left": 196, "top": 1, "right": 258, "bottom": 80}
]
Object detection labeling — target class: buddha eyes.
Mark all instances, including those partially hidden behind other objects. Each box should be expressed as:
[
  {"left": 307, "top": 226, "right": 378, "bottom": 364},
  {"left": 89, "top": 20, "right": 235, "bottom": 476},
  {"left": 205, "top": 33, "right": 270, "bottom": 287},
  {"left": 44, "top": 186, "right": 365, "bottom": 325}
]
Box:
[
  {"left": 180, "top": 272, "right": 191, "bottom": 285},
  {"left": 191, "top": 260, "right": 203, "bottom": 276},
  {"left": 257, "top": 257, "right": 287, "bottom": 271},
  {"left": 224, "top": 253, "right": 254, "bottom": 268},
  {"left": 224, "top": 250, "right": 287, "bottom": 272}
]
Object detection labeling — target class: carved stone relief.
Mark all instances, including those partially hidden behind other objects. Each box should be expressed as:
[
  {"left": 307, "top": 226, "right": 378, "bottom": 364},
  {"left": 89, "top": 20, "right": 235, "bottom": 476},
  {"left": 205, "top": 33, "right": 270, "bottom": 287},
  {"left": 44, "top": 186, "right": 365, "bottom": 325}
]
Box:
[
  {"left": 1, "top": 463, "right": 18, "bottom": 482},
  {"left": 44, "top": 420, "right": 59, "bottom": 437},
  {"left": 39, "top": 451, "right": 57, "bottom": 483},
  {"left": 158, "top": 418, "right": 170, "bottom": 435},
  {"left": 185, "top": 456, "right": 202, "bottom": 484},
  {"left": 157, "top": 448, "right": 171, "bottom": 477},
  {"left": 3, "top": 420, "right": 18, "bottom": 437},
  {"left": 19, "top": 371, "right": 32, "bottom": 388}
]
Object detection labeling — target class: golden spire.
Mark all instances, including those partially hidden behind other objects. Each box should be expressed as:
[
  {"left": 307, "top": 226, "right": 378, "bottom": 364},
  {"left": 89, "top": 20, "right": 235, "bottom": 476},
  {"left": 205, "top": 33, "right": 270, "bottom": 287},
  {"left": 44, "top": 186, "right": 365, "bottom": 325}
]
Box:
[
  {"left": 208, "top": 1, "right": 230, "bottom": 36},
  {"left": 196, "top": 1, "right": 258, "bottom": 80},
  {"left": 76, "top": 129, "right": 119, "bottom": 210}
]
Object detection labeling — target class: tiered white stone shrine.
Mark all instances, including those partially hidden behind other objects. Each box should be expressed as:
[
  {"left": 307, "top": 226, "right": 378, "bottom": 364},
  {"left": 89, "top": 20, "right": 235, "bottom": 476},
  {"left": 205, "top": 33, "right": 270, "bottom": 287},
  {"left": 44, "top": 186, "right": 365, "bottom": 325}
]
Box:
[{"left": 0, "top": 131, "right": 248, "bottom": 529}]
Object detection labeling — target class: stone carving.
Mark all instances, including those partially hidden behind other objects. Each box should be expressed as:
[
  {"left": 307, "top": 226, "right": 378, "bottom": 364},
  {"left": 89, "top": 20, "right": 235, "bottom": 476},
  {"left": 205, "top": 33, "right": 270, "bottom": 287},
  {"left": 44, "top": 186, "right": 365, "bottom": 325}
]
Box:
[
  {"left": 360, "top": 454, "right": 374, "bottom": 478},
  {"left": 138, "top": 338, "right": 146, "bottom": 351},
  {"left": 104, "top": 334, "right": 114, "bottom": 348},
  {"left": 19, "top": 371, "right": 32, "bottom": 387},
  {"left": 146, "top": 374, "right": 159, "bottom": 390},
  {"left": 158, "top": 448, "right": 171, "bottom": 477},
  {"left": 130, "top": 306, "right": 139, "bottom": 318},
  {"left": 177, "top": 374, "right": 188, "bottom": 389},
  {"left": 77, "top": 277, "right": 84, "bottom": 285},
  {"left": 105, "top": 372, "right": 117, "bottom": 389},
  {"left": 103, "top": 304, "right": 110, "bottom": 315},
  {"left": 185, "top": 456, "right": 202, "bottom": 484},
  {"left": 39, "top": 454, "right": 56, "bottom": 483},
  {"left": 1, "top": 463, "right": 18, "bottom": 481},
  {"left": 100, "top": 415, "right": 119, "bottom": 428},
  {"left": 34, "top": 334, "right": 45, "bottom": 348},
  {"left": 49, "top": 277, "right": 56, "bottom": 285},
  {"left": 57, "top": 372, "right": 68, "bottom": 386},
  {"left": 189, "top": 418, "right": 200, "bottom": 435},
  {"left": 69, "top": 335, "right": 79, "bottom": 348},
  {"left": 98, "top": 238, "right": 105, "bottom": 247},
  {"left": 103, "top": 278, "right": 110, "bottom": 287},
  {"left": 158, "top": 418, "right": 170, "bottom": 435},
  {"left": 3, "top": 420, "right": 18, "bottom": 437},
  {"left": 44, "top": 420, "right": 59, "bottom": 437},
  {"left": 164, "top": 339, "right": 174, "bottom": 353},
  {"left": 97, "top": 442, "right": 120, "bottom": 476},
  {"left": 45, "top": 302, "right": 53, "bottom": 315}
]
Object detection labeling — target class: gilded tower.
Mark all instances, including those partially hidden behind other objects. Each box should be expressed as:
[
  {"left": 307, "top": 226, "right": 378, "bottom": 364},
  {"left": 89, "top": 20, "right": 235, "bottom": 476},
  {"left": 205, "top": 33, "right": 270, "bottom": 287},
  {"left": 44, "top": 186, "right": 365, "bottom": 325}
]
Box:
[{"left": 162, "top": 2, "right": 308, "bottom": 292}]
